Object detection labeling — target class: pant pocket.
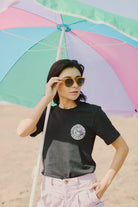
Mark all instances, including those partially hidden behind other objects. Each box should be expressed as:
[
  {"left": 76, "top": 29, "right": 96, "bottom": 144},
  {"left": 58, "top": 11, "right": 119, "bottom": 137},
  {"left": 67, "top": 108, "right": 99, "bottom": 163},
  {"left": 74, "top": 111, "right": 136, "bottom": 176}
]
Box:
[
  {"left": 78, "top": 189, "right": 103, "bottom": 207},
  {"left": 87, "top": 189, "right": 103, "bottom": 205}
]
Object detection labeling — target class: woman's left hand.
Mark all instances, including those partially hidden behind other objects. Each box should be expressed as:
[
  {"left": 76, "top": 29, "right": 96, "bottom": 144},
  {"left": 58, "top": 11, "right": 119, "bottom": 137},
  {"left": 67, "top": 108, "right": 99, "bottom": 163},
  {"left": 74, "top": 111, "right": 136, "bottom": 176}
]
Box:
[
  {"left": 89, "top": 136, "right": 129, "bottom": 200},
  {"left": 89, "top": 180, "right": 109, "bottom": 199}
]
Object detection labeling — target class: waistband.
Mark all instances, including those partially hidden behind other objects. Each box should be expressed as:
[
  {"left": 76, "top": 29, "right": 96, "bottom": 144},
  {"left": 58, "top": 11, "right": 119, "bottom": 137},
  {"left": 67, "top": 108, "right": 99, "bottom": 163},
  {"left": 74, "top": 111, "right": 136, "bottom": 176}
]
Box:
[{"left": 43, "top": 173, "right": 97, "bottom": 186}]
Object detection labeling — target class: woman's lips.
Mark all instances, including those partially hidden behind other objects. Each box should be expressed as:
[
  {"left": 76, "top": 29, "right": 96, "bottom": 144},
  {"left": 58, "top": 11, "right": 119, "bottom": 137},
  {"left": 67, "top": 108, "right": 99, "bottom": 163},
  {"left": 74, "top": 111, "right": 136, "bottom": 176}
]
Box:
[{"left": 70, "top": 91, "right": 79, "bottom": 94}]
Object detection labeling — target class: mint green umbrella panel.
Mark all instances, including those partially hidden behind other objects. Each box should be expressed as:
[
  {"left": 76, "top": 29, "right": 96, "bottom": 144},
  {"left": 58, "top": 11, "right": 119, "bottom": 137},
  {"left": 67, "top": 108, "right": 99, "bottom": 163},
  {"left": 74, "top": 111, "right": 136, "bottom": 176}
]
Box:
[{"left": 0, "top": 0, "right": 138, "bottom": 117}]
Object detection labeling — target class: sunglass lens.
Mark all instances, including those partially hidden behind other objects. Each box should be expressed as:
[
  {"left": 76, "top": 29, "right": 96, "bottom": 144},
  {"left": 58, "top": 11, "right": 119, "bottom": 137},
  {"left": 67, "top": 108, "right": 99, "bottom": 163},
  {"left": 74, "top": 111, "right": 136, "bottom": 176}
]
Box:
[
  {"left": 65, "top": 78, "right": 74, "bottom": 87},
  {"left": 77, "top": 78, "right": 85, "bottom": 86}
]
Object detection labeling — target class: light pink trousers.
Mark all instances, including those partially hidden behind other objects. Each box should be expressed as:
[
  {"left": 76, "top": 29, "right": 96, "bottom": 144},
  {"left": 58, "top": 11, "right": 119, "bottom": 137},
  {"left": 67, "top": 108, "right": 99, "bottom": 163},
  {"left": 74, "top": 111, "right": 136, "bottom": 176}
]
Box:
[{"left": 37, "top": 173, "right": 104, "bottom": 207}]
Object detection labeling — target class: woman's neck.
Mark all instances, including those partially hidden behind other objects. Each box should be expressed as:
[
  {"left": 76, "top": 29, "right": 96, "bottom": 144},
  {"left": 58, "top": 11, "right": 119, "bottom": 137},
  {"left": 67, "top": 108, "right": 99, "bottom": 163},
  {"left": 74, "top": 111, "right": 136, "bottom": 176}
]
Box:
[{"left": 59, "top": 99, "right": 77, "bottom": 109}]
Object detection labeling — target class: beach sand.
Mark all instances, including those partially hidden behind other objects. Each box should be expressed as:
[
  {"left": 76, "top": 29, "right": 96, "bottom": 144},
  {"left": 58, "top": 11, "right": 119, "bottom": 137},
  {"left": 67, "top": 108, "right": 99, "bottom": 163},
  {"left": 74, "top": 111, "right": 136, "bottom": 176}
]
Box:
[{"left": 0, "top": 104, "right": 138, "bottom": 207}]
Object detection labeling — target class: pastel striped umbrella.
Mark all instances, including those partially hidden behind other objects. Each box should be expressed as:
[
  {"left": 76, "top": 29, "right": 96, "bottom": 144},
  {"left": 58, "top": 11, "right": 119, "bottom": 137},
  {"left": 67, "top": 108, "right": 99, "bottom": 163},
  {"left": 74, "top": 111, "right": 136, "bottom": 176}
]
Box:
[{"left": 0, "top": 0, "right": 138, "bottom": 117}]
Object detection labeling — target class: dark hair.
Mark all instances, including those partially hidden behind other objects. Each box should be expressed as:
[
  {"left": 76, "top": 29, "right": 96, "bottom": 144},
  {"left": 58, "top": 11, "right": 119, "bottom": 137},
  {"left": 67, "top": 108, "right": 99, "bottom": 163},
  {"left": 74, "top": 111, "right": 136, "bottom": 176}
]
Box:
[{"left": 47, "top": 59, "right": 87, "bottom": 104}]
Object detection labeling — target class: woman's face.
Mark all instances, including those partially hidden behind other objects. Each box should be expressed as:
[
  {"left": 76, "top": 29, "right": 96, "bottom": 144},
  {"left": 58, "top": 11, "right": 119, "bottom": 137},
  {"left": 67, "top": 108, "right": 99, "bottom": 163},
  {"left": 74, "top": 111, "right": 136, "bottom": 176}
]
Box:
[{"left": 57, "top": 67, "right": 82, "bottom": 102}]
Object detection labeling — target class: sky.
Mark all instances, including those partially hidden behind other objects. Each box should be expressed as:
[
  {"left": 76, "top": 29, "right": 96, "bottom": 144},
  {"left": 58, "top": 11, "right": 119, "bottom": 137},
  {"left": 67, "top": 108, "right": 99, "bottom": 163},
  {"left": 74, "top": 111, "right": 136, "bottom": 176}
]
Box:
[
  {"left": 79, "top": 0, "right": 138, "bottom": 20},
  {"left": 1, "top": 0, "right": 138, "bottom": 20}
]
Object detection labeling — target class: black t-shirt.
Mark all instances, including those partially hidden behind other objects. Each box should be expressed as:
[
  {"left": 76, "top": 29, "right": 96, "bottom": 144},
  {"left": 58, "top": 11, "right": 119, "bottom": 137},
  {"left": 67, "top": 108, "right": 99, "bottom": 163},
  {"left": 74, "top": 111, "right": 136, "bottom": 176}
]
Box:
[{"left": 30, "top": 102, "right": 120, "bottom": 179}]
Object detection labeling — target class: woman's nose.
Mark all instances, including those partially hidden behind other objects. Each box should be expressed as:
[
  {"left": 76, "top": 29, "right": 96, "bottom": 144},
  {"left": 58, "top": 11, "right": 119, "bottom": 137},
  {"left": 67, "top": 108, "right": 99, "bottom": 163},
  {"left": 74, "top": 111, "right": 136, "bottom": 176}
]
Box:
[{"left": 72, "top": 81, "right": 78, "bottom": 88}]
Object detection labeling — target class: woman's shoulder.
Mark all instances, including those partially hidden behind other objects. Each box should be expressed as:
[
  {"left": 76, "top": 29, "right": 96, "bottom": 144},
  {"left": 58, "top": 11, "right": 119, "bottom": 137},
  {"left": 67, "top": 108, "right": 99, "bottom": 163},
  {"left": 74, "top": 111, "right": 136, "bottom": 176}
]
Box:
[{"left": 79, "top": 102, "right": 102, "bottom": 113}]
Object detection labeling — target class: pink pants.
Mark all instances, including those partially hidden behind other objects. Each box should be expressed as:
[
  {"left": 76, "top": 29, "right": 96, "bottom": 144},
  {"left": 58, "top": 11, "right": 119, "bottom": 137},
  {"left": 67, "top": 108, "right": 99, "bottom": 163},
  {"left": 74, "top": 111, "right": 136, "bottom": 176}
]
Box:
[{"left": 37, "top": 173, "right": 104, "bottom": 207}]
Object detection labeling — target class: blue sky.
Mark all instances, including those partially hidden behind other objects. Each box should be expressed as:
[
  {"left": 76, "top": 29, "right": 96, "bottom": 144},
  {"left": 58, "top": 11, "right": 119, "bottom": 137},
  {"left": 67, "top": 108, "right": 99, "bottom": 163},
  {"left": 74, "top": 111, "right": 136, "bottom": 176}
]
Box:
[{"left": 79, "top": 0, "right": 138, "bottom": 20}]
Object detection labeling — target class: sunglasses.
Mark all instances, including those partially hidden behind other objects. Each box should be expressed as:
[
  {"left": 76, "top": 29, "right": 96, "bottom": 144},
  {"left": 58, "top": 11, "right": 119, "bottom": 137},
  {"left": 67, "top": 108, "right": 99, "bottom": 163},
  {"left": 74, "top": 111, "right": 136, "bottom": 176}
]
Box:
[{"left": 62, "top": 77, "right": 85, "bottom": 87}]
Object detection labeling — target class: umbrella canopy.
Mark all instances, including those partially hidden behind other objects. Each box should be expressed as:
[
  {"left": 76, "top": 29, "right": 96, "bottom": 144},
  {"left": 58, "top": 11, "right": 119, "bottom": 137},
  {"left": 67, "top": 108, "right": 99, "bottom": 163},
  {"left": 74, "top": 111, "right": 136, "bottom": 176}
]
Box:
[{"left": 0, "top": 0, "right": 138, "bottom": 117}]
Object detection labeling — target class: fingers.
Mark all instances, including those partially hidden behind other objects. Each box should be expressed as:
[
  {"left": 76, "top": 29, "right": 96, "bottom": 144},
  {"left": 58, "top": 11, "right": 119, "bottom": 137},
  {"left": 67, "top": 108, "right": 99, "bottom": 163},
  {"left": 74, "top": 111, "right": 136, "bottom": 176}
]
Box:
[
  {"left": 45, "top": 77, "right": 62, "bottom": 99},
  {"left": 47, "top": 77, "right": 62, "bottom": 88},
  {"left": 89, "top": 181, "right": 107, "bottom": 199},
  {"left": 89, "top": 182, "right": 98, "bottom": 190},
  {"left": 89, "top": 182, "right": 102, "bottom": 199}
]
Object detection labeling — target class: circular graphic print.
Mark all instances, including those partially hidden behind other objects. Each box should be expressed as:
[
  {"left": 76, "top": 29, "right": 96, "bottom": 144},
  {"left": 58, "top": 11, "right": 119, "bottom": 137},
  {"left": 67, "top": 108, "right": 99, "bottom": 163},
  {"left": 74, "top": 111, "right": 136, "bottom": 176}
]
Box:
[{"left": 71, "top": 124, "right": 86, "bottom": 140}]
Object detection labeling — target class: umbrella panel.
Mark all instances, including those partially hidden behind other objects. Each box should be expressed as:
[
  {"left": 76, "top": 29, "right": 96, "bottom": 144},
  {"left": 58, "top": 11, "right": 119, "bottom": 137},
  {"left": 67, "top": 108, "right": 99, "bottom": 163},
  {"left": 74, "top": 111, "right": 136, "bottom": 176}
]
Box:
[
  {"left": 0, "top": 31, "right": 68, "bottom": 108},
  {"left": 65, "top": 32, "right": 135, "bottom": 116}
]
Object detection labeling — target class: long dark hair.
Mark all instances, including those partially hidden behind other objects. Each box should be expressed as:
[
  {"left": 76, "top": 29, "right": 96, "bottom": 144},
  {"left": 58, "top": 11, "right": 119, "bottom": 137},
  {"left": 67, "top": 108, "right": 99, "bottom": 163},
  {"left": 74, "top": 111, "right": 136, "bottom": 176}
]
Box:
[{"left": 47, "top": 59, "right": 87, "bottom": 104}]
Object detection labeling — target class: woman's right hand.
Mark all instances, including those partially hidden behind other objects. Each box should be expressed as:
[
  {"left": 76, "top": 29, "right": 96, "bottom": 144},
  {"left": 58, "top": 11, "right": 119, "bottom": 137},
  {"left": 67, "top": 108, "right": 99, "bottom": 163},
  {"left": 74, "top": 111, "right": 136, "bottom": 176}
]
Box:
[
  {"left": 17, "top": 77, "right": 62, "bottom": 137},
  {"left": 45, "top": 77, "right": 62, "bottom": 102}
]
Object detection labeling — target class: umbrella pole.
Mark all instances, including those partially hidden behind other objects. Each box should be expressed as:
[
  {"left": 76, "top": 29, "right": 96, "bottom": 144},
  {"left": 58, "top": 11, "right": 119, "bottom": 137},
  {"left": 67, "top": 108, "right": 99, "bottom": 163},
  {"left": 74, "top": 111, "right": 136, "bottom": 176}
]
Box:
[{"left": 28, "top": 27, "right": 66, "bottom": 207}]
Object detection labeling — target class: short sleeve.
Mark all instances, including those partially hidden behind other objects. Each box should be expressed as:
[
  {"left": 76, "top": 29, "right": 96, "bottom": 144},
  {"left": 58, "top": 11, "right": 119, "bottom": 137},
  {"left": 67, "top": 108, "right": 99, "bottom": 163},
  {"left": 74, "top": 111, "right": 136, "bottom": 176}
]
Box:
[
  {"left": 94, "top": 106, "right": 120, "bottom": 145},
  {"left": 30, "top": 108, "right": 46, "bottom": 137}
]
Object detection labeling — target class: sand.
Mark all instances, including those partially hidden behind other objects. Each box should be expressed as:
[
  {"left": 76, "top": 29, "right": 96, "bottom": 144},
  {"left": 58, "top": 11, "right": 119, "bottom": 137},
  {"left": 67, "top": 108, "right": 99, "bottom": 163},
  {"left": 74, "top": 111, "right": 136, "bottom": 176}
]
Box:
[{"left": 0, "top": 104, "right": 138, "bottom": 207}]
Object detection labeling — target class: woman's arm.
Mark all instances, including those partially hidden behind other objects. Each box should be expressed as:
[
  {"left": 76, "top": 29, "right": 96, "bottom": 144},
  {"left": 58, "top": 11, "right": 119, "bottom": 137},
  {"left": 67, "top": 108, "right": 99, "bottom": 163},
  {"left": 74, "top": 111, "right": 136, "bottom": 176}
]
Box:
[
  {"left": 16, "top": 96, "right": 50, "bottom": 137},
  {"left": 89, "top": 135, "right": 129, "bottom": 198},
  {"left": 16, "top": 77, "right": 62, "bottom": 137}
]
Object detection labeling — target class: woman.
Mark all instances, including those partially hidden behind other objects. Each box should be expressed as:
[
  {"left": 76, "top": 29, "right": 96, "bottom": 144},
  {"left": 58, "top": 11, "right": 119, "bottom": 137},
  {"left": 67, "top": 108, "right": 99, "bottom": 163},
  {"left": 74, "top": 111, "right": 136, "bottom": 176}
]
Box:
[{"left": 17, "top": 59, "right": 129, "bottom": 207}]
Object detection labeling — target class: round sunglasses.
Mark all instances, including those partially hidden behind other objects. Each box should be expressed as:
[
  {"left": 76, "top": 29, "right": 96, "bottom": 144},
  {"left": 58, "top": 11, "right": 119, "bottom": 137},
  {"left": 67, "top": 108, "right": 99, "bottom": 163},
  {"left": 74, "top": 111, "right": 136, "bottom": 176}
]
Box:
[{"left": 62, "top": 77, "right": 85, "bottom": 87}]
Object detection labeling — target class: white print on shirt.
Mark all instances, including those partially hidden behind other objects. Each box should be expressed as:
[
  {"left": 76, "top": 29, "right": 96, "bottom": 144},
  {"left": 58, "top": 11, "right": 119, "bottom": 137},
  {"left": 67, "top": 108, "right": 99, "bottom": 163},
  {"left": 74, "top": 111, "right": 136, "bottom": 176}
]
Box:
[{"left": 71, "top": 124, "right": 86, "bottom": 140}]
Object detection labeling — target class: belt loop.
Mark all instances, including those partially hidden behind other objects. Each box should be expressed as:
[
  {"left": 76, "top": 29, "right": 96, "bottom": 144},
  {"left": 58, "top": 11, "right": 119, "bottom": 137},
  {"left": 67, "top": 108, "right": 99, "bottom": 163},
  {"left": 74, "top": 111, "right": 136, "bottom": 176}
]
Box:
[
  {"left": 51, "top": 178, "right": 54, "bottom": 186},
  {"left": 77, "top": 176, "right": 80, "bottom": 185},
  {"left": 42, "top": 176, "right": 46, "bottom": 191}
]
